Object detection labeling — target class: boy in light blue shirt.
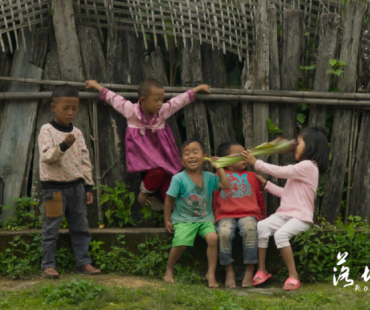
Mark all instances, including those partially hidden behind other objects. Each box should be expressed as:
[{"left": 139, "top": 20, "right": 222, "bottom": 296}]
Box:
[{"left": 163, "top": 138, "right": 230, "bottom": 287}]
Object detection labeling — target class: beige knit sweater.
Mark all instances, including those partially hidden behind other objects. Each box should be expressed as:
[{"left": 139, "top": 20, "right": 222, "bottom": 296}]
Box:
[{"left": 38, "top": 122, "right": 94, "bottom": 187}]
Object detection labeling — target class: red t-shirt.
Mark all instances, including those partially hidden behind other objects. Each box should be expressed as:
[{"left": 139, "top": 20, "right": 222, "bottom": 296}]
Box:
[{"left": 213, "top": 170, "right": 267, "bottom": 223}]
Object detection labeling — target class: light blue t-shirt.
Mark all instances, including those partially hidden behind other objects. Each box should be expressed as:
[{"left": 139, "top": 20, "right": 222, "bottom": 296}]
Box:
[{"left": 166, "top": 171, "right": 220, "bottom": 224}]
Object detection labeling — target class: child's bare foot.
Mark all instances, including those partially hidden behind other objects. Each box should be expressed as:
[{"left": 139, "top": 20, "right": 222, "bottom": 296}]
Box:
[
  {"left": 163, "top": 266, "right": 174, "bottom": 283},
  {"left": 206, "top": 273, "right": 219, "bottom": 288},
  {"left": 138, "top": 191, "right": 149, "bottom": 206},
  {"left": 225, "top": 265, "right": 236, "bottom": 288},
  {"left": 242, "top": 265, "right": 254, "bottom": 287}
]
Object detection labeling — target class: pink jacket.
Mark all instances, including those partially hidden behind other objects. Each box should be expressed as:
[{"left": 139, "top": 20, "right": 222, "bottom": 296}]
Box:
[{"left": 255, "top": 159, "right": 319, "bottom": 223}]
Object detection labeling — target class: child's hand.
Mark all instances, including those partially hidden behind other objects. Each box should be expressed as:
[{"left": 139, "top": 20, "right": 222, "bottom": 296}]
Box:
[
  {"left": 86, "top": 192, "right": 93, "bottom": 204},
  {"left": 241, "top": 150, "right": 257, "bottom": 166},
  {"left": 64, "top": 133, "right": 76, "bottom": 147},
  {"left": 256, "top": 175, "right": 267, "bottom": 187},
  {"left": 210, "top": 156, "right": 219, "bottom": 169},
  {"left": 165, "top": 220, "right": 174, "bottom": 234},
  {"left": 85, "top": 80, "right": 103, "bottom": 92},
  {"left": 193, "top": 84, "right": 211, "bottom": 94}
]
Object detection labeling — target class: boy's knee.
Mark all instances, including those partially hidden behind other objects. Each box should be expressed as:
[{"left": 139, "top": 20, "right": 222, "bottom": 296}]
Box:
[
  {"left": 240, "top": 218, "right": 257, "bottom": 233},
  {"left": 217, "top": 226, "right": 234, "bottom": 241},
  {"left": 206, "top": 232, "right": 218, "bottom": 245}
]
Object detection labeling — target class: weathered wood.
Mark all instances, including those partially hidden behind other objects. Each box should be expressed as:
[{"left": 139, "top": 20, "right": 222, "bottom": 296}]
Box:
[
  {"left": 267, "top": 5, "right": 280, "bottom": 215},
  {"left": 308, "top": 13, "right": 341, "bottom": 128},
  {"left": 253, "top": 0, "right": 269, "bottom": 164},
  {"left": 0, "top": 28, "right": 42, "bottom": 223},
  {"left": 0, "top": 177, "right": 4, "bottom": 215},
  {"left": 107, "top": 29, "right": 144, "bottom": 222},
  {"left": 202, "top": 44, "right": 235, "bottom": 152},
  {"left": 279, "top": 9, "right": 303, "bottom": 169},
  {"left": 0, "top": 45, "right": 12, "bottom": 148},
  {"left": 142, "top": 46, "right": 182, "bottom": 152},
  {"left": 241, "top": 57, "right": 253, "bottom": 152},
  {"left": 31, "top": 34, "right": 61, "bottom": 212},
  {"left": 20, "top": 29, "right": 50, "bottom": 199},
  {"left": 321, "top": 0, "right": 366, "bottom": 222},
  {"left": 77, "top": 25, "right": 123, "bottom": 223},
  {"left": 181, "top": 38, "right": 211, "bottom": 159},
  {"left": 52, "top": 0, "right": 96, "bottom": 225}
]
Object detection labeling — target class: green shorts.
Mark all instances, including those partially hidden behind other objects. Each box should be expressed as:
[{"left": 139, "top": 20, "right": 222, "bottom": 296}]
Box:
[{"left": 172, "top": 222, "right": 216, "bottom": 247}]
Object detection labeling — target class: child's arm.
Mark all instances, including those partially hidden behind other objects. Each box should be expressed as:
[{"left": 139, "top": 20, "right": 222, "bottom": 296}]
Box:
[
  {"left": 79, "top": 132, "right": 94, "bottom": 204},
  {"left": 86, "top": 80, "right": 134, "bottom": 119},
  {"left": 160, "top": 84, "right": 211, "bottom": 119},
  {"left": 216, "top": 168, "right": 230, "bottom": 190},
  {"left": 255, "top": 176, "right": 267, "bottom": 219},
  {"left": 39, "top": 127, "right": 72, "bottom": 164},
  {"left": 255, "top": 173, "right": 283, "bottom": 198},
  {"left": 241, "top": 150, "right": 311, "bottom": 181},
  {"left": 164, "top": 195, "right": 175, "bottom": 234}
]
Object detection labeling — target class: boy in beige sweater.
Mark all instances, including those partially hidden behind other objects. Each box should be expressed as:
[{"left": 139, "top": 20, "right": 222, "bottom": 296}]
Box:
[{"left": 39, "top": 85, "right": 100, "bottom": 278}]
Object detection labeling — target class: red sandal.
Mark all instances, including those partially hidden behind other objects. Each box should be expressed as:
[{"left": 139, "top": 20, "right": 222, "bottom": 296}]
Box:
[{"left": 252, "top": 271, "right": 272, "bottom": 286}]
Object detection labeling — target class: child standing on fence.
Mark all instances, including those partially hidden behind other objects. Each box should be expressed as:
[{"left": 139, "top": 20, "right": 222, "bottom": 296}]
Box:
[
  {"left": 38, "top": 85, "right": 100, "bottom": 279},
  {"left": 163, "top": 139, "right": 230, "bottom": 288},
  {"left": 85, "top": 79, "right": 211, "bottom": 207},
  {"left": 213, "top": 142, "right": 267, "bottom": 288},
  {"left": 241, "top": 127, "right": 329, "bottom": 291}
]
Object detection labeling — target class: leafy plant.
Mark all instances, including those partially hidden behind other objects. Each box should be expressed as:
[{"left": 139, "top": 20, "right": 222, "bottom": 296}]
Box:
[
  {"left": 2, "top": 197, "right": 41, "bottom": 230},
  {"left": 267, "top": 118, "right": 283, "bottom": 136},
  {"left": 328, "top": 59, "right": 346, "bottom": 76},
  {"left": 300, "top": 64, "right": 317, "bottom": 71},
  {"left": 96, "top": 181, "right": 136, "bottom": 227},
  {"left": 140, "top": 205, "right": 164, "bottom": 227}
]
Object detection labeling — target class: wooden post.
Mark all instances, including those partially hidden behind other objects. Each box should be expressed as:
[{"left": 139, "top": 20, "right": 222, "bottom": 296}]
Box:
[
  {"left": 253, "top": 0, "right": 269, "bottom": 165},
  {"left": 267, "top": 5, "right": 280, "bottom": 214},
  {"left": 181, "top": 38, "right": 212, "bottom": 160},
  {"left": 202, "top": 44, "right": 235, "bottom": 152},
  {"left": 308, "top": 13, "right": 341, "bottom": 128},
  {"left": 241, "top": 57, "right": 253, "bottom": 152},
  {"left": 321, "top": 0, "right": 366, "bottom": 222},
  {"left": 0, "top": 28, "right": 42, "bottom": 223},
  {"left": 279, "top": 9, "right": 303, "bottom": 169},
  {"left": 0, "top": 45, "right": 12, "bottom": 148},
  {"left": 142, "top": 46, "right": 182, "bottom": 151},
  {"left": 107, "top": 29, "right": 144, "bottom": 222},
  {"left": 31, "top": 34, "right": 61, "bottom": 213},
  {"left": 51, "top": 0, "right": 97, "bottom": 225}
]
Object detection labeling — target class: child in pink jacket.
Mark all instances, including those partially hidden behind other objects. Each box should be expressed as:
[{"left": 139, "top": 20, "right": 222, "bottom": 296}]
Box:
[
  {"left": 86, "top": 79, "right": 210, "bottom": 206},
  {"left": 242, "top": 127, "right": 329, "bottom": 291}
]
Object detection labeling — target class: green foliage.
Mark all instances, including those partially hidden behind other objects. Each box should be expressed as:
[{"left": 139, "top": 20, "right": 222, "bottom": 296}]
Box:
[
  {"left": 328, "top": 59, "right": 346, "bottom": 76},
  {"left": 291, "top": 216, "right": 370, "bottom": 281},
  {"left": 140, "top": 205, "right": 165, "bottom": 227},
  {"left": 2, "top": 197, "right": 41, "bottom": 230},
  {"left": 299, "top": 64, "right": 317, "bottom": 71},
  {"left": 96, "top": 181, "right": 136, "bottom": 227},
  {"left": 38, "top": 279, "right": 106, "bottom": 305},
  {"left": 267, "top": 118, "right": 283, "bottom": 136}
]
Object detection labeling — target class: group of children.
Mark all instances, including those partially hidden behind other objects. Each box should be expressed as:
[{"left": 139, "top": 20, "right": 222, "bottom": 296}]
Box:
[{"left": 39, "top": 77, "right": 329, "bottom": 291}]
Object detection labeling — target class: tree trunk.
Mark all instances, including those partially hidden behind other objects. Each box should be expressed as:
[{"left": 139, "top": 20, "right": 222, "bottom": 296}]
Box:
[
  {"left": 267, "top": 5, "right": 281, "bottom": 214},
  {"left": 31, "top": 34, "right": 61, "bottom": 213},
  {"left": 308, "top": 13, "right": 341, "bottom": 127},
  {"left": 107, "top": 29, "right": 144, "bottom": 223},
  {"left": 202, "top": 44, "right": 235, "bottom": 153},
  {"left": 253, "top": 0, "right": 269, "bottom": 165},
  {"left": 321, "top": 0, "right": 366, "bottom": 222},
  {"left": 279, "top": 9, "right": 303, "bottom": 170},
  {"left": 51, "top": 0, "right": 96, "bottom": 225},
  {"left": 142, "top": 46, "right": 182, "bottom": 152},
  {"left": 0, "top": 29, "right": 42, "bottom": 223},
  {"left": 181, "top": 38, "right": 211, "bottom": 164}
]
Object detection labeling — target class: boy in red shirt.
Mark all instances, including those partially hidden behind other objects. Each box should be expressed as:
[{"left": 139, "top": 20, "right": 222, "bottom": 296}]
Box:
[{"left": 213, "top": 142, "right": 266, "bottom": 288}]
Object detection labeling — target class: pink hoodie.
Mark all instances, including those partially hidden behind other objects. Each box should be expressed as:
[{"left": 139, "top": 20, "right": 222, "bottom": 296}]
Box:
[{"left": 254, "top": 160, "right": 319, "bottom": 224}]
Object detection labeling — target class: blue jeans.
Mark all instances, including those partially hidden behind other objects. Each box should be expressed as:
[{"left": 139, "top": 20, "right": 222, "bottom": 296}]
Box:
[{"left": 216, "top": 217, "right": 258, "bottom": 265}]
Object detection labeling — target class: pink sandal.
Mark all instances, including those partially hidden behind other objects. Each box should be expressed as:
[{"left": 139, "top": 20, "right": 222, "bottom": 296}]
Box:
[
  {"left": 252, "top": 271, "right": 272, "bottom": 286},
  {"left": 282, "top": 278, "right": 301, "bottom": 291}
]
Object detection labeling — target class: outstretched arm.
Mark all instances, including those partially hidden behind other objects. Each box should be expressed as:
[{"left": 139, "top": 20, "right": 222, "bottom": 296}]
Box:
[{"left": 86, "top": 80, "right": 134, "bottom": 119}]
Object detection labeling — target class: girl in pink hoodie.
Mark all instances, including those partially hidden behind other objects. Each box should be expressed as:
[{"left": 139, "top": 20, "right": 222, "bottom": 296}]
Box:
[{"left": 241, "top": 127, "right": 329, "bottom": 291}]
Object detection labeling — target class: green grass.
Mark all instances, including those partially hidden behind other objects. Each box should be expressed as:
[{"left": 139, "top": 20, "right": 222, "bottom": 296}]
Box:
[{"left": 1, "top": 277, "right": 370, "bottom": 310}]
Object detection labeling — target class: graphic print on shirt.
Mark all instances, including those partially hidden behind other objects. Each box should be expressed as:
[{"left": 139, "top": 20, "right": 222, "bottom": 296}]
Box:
[
  {"left": 181, "top": 186, "right": 207, "bottom": 219},
  {"left": 221, "top": 173, "right": 252, "bottom": 199}
]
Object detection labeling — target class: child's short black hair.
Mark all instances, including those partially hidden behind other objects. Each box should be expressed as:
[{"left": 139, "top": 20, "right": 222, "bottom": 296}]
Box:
[
  {"left": 217, "top": 141, "right": 243, "bottom": 157},
  {"left": 52, "top": 84, "right": 79, "bottom": 103},
  {"left": 298, "top": 127, "right": 329, "bottom": 173},
  {"left": 181, "top": 138, "right": 205, "bottom": 154},
  {"left": 138, "top": 78, "right": 164, "bottom": 98}
]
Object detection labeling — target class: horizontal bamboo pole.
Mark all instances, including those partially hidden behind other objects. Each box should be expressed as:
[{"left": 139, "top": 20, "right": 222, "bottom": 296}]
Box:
[
  {"left": 2, "top": 92, "right": 370, "bottom": 108},
  {"left": 1, "top": 76, "right": 370, "bottom": 100}
]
